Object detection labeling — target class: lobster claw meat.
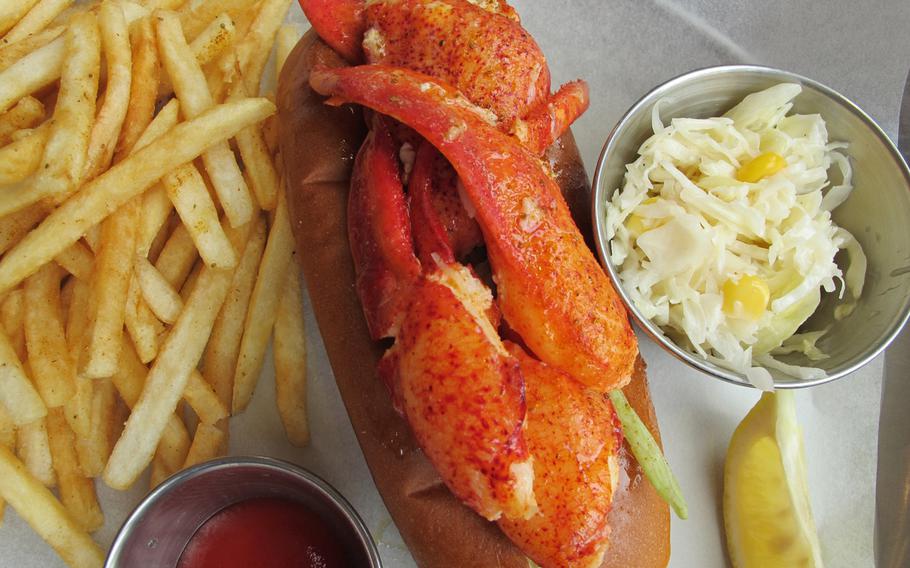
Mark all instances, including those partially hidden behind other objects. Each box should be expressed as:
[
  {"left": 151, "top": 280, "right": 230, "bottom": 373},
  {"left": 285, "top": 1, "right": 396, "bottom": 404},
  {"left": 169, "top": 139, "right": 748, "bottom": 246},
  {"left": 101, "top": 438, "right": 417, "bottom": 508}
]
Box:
[
  {"left": 351, "top": 116, "right": 537, "bottom": 521},
  {"left": 299, "top": 0, "right": 588, "bottom": 153},
  {"left": 499, "top": 343, "right": 622, "bottom": 568},
  {"left": 386, "top": 261, "right": 537, "bottom": 521},
  {"left": 312, "top": 64, "right": 638, "bottom": 392},
  {"left": 348, "top": 115, "right": 421, "bottom": 340},
  {"left": 407, "top": 140, "right": 483, "bottom": 264}
]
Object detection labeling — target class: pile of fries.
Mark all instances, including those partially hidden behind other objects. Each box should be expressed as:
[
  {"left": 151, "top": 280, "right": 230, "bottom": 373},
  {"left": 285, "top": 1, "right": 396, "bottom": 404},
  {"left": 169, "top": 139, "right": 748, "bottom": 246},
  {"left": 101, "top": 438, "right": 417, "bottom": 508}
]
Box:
[{"left": 0, "top": 0, "right": 310, "bottom": 565}]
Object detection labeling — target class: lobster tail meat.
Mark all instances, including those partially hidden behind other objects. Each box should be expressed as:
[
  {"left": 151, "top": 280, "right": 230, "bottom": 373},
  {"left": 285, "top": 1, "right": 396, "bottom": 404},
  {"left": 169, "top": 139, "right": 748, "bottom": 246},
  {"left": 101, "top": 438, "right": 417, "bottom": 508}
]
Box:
[{"left": 311, "top": 64, "right": 638, "bottom": 392}]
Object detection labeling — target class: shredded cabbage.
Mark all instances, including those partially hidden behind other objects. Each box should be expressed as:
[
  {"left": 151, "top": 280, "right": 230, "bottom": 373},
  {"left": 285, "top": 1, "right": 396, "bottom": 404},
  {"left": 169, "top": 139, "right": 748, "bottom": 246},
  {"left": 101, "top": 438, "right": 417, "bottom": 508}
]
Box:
[{"left": 606, "top": 84, "right": 865, "bottom": 389}]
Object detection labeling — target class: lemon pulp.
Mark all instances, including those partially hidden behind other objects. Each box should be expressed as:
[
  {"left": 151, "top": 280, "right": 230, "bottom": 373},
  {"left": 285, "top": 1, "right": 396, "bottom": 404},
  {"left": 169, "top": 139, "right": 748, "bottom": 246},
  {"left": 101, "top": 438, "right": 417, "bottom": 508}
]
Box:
[{"left": 723, "top": 391, "right": 824, "bottom": 568}]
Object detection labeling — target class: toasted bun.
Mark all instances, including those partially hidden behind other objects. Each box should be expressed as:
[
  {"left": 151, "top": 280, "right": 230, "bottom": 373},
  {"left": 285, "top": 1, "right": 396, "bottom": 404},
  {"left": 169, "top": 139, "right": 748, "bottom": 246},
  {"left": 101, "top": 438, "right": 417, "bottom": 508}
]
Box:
[{"left": 276, "top": 30, "right": 670, "bottom": 568}]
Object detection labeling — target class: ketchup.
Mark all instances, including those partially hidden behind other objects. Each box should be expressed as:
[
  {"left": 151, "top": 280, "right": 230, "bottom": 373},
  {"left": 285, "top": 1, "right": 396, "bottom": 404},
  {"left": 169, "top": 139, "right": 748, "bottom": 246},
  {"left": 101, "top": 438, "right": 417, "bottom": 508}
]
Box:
[{"left": 177, "top": 497, "right": 347, "bottom": 568}]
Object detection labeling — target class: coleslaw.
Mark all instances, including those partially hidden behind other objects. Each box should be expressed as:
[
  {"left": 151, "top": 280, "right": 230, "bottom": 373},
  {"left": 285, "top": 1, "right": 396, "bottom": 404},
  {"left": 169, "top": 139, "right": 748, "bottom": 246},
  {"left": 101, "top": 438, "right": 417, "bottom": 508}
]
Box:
[{"left": 605, "top": 83, "right": 865, "bottom": 389}]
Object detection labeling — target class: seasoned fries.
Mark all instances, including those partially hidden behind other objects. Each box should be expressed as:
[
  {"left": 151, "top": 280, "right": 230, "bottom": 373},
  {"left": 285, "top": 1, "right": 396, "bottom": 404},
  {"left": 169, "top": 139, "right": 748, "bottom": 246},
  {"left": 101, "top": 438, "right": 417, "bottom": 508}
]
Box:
[
  {"left": 275, "top": 265, "right": 309, "bottom": 447},
  {"left": 0, "top": 123, "right": 50, "bottom": 185},
  {"left": 113, "top": 16, "right": 158, "bottom": 161},
  {"left": 0, "top": 445, "right": 104, "bottom": 568},
  {"left": 0, "top": 36, "right": 64, "bottom": 113},
  {"left": 24, "top": 264, "right": 75, "bottom": 407},
  {"left": 232, "top": 193, "right": 293, "bottom": 413},
  {"left": 0, "top": 13, "right": 100, "bottom": 218},
  {"left": 0, "top": 1, "right": 307, "bottom": 564},
  {"left": 0, "top": 96, "right": 44, "bottom": 146},
  {"left": 0, "top": 326, "right": 46, "bottom": 425},
  {"left": 3, "top": 0, "right": 74, "bottom": 44},
  {"left": 104, "top": 263, "right": 236, "bottom": 489},
  {"left": 156, "top": 10, "right": 254, "bottom": 227},
  {"left": 83, "top": 0, "right": 132, "bottom": 181},
  {"left": 0, "top": 97, "right": 274, "bottom": 295}
]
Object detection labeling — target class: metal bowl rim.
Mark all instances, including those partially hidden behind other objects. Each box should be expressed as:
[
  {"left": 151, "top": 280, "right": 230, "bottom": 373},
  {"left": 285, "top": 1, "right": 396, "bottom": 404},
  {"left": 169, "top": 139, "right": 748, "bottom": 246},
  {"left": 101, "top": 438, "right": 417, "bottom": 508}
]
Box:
[
  {"left": 591, "top": 63, "right": 910, "bottom": 389},
  {"left": 105, "top": 455, "right": 383, "bottom": 567}
]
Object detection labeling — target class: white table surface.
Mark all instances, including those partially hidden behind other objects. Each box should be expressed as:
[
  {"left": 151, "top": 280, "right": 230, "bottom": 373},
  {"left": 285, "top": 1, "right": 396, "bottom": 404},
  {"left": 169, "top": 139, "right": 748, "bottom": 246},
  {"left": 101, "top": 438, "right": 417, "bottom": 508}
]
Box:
[{"left": 6, "top": 1, "right": 910, "bottom": 567}]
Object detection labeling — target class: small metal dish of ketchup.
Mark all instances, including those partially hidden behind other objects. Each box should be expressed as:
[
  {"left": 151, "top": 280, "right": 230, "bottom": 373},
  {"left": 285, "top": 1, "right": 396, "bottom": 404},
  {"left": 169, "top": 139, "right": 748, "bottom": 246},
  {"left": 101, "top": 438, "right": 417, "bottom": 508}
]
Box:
[{"left": 105, "top": 456, "right": 382, "bottom": 568}]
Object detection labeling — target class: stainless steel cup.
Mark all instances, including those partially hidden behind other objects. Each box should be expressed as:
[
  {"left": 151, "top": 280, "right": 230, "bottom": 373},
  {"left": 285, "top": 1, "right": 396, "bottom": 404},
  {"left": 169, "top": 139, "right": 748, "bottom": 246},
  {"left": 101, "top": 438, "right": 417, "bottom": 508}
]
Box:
[{"left": 105, "top": 456, "right": 382, "bottom": 568}]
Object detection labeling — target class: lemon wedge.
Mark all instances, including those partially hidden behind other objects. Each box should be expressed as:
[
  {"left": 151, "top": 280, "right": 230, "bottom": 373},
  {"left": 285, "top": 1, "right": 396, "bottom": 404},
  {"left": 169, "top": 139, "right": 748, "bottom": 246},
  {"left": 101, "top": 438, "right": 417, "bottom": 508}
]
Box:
[{"left": 723, "top": 391, "right": 824, "bottom": 568}]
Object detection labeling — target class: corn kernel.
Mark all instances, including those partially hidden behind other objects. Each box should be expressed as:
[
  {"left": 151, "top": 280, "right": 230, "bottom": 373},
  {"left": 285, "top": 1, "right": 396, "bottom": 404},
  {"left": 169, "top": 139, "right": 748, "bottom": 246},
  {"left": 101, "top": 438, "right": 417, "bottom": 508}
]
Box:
[
  {"left": 735, "top": 152, "right": 787, "bottom": 183},
  {"left": 722, "top": 275, "right": 770, "bottom": 320}
]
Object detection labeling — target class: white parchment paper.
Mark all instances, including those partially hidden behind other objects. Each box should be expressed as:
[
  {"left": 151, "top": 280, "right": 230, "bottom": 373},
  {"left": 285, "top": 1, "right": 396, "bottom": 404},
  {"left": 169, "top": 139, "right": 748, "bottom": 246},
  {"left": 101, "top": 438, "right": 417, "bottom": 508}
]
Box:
[{"left": 5, "top": 1, "right": 909, "bottom": 566}]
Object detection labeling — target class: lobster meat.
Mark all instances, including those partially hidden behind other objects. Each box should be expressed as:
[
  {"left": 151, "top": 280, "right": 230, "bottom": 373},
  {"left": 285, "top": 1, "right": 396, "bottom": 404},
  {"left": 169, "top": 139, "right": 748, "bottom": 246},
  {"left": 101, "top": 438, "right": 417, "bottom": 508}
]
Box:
[{"left": 299, "top": 0, "right": 640, "bottom": 565}]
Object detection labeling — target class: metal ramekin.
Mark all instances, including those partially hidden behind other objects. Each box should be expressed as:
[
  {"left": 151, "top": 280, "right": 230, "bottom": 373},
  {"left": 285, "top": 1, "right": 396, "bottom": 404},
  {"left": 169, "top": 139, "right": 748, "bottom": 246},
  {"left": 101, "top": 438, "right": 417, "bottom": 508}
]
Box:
[
  {"left": 592, "top": 64, "right": 910, "bottom": 389},
  {"left": 105, "top": 456, "right": 382, "bottom": 567}
]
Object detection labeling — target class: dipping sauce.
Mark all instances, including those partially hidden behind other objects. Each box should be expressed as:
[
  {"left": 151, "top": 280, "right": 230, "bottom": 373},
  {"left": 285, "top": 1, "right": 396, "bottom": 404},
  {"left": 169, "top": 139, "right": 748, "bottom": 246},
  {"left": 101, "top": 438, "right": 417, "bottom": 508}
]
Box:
[{"left": 177, "top": 497, "right": 347, "bottom": 568}]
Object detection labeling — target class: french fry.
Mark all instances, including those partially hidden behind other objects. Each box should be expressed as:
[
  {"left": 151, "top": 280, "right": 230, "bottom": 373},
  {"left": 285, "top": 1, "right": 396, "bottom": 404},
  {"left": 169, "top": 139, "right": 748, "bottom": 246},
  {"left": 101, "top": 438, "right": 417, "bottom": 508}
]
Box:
[
  {"left": 135, "top": 255, "right": 183, "bottom": 324},
  {"left": 46, "top": 408, "right": 103, "bottom": 532},
  {"left": 0, "top": 289, "right": 24, "bottom": 350},
  {"left": 111, "top": 337, "right": 190, "bottom": 475},
  {"left": 181, "top": 422, "right": 224, "bottom": 469},
  {"left": 63, "top": 379, "right": 93, "bottom": 449},
  {"left": 274, "top": 266, "right": 309, "bottom": 447},
  {"left": 190, "top": 12, "right": 236, "bottom": 68},
  {"left": 83, "top": 225, "right": 101, "bottom": 254},
  {"left": 202, "top": 215, "right": 266, "bottom": 408},
  {"left": 275, "top": 23, "right": 301, "bottom": 79},
  {"left": 16, "top": 417, "right": 56, "bottom": 487},
  {"left": 0, "top": 0, "right": 41, "bottom": 37},
  {"left": 0, "top": 35, "right": 64, "bottom": 113},
  {"left": 0, "top": 95, "right": 44, "bottom": 146},
  {"left": 154, "top": 223, "right": 198, "bottom": 289},
  {"left": 183, "top": 369, "right": 227, "bottom": 425},
  {"left": 233, "top": 193, "right": 293, "bottom": 413},
  {"left": 123, "top": 277, "right": 162, "bottom": 364},
  {"left": 0, "top": 327, "right": 46, "bottom": 425},
  {"left": 24, "top": 263, "right": 75, "bottom": 407},
  {"left": 113, "top": 16, "right": 159, "bottom": 161},
  {"left": 83, "top": 0, "right": 133, "bottom": 180},
  {"left": 180, "top": 259, "right": 204, "bottom": 301},
  {"left": 64, "top": 274, "right": 92, "bottom": 363},
  {"left": 163, "top": 162, "right": 238, "bottom": 269},
  {"left": 104, "top": 260, "right": 237, "bottom": 489},
  {"left": 80, "top": 198, "right": 138, "bottom": 379},
  {"left": 177, "top": 0, "right": 256, "bottom": 42},
  {"left": 136, "top": 185, "right": 174, "bottom": 258},
  {"left": 0, "top": 13, "right": 100, "bottom": 217},
  {"left": 138, "top": 0, "right": 185, "bottom": 10},
  {"left": 0, "top": 445, "right": 105, "bottom": 568},
  {"left": 54, "top": 240, "right": 94, "bottom": 282},
  {"left": 75, "top": 379, "right": 116, "bottom": 477},
  {"left": 233, "top": 84, "right": 279, "bottom": 210},
  {"left": 0, "top": 405, "right": 13, "bottom": 524},
  {"left": 0, "top": 97, "right": 275, "bottom": 295},
  {"left": 0, "top": 122, "right": 51, "bottom": 185},
  {"left": 62, "top": 279, "right": 93, "bottom": 442},
  {"left": 234, "top": 0, "right": 292, "bottom": 94},
  {"left": 156, "top": 10, "right": 254, "bottom": 228},
  {"left": 0, "top": 202, "right": 48, "bottom": 256},
  {"left": 4, "top": 0, "right": 74, "bottom": 44},
  {"left": 0, "top": 25, "right": 63, "bottom": 74},
  {"left": 158, "top": 12, "right": 236, "bottom": 98}
]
